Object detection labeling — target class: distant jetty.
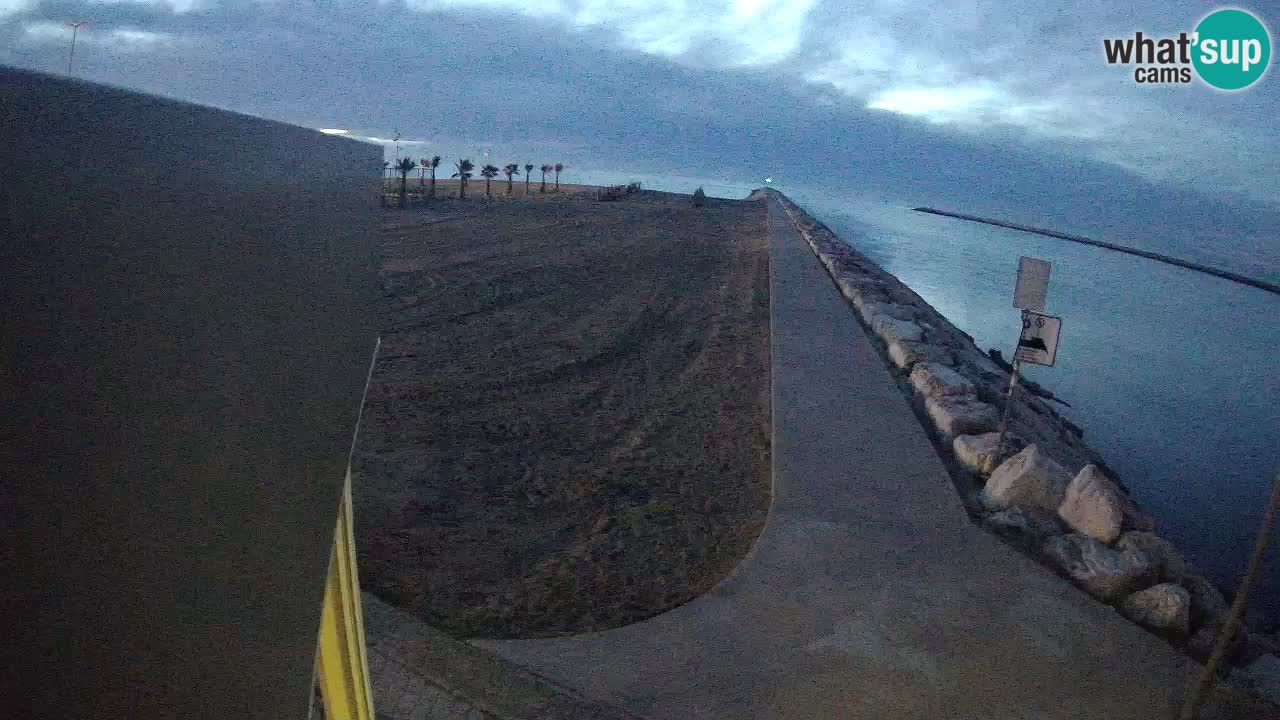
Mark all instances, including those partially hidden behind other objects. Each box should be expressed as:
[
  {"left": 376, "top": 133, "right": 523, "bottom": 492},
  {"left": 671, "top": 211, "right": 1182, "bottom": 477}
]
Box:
[{"left": 912, "top": 207, "right": 1280, "bottom": 296}]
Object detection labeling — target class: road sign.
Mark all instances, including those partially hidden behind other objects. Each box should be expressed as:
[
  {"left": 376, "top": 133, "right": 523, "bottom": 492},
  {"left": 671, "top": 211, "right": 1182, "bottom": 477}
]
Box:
[
  {"left": 1015, "top": 311, "right": 1062, "bottom": 366},
  {"left": 1014, "top": 256, "right": 1051, "bottom": 312}
]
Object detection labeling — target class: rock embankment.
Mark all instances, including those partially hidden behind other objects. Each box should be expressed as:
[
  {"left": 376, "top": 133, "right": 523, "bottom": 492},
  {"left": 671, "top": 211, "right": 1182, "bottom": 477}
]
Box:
[{"left": 766, "top": 190, "right": 1279, "bottom": 700}]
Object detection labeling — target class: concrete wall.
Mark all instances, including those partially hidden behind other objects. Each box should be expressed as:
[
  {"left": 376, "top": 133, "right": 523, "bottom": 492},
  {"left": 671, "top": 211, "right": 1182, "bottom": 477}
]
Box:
[{"left": 0, "top": 68, "right": 382, "bottom": 719}]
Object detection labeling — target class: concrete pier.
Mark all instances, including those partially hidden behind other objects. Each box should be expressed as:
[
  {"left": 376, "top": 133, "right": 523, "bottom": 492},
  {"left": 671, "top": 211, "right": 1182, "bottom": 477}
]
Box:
[{"left": 474, "top": 197, "right": 1193, "bottom": 719}]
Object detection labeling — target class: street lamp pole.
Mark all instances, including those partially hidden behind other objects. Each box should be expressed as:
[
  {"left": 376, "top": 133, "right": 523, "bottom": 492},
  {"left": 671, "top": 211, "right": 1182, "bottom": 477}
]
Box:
[{"left": 66, "top": 21, "right": 89, "bottom": 75}]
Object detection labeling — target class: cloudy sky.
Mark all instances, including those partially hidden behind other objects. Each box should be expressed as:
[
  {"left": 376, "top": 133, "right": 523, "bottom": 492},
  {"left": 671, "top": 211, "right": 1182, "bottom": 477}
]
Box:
[{"left": 4, "top": 0, "right": 1278, "bottom": 250}]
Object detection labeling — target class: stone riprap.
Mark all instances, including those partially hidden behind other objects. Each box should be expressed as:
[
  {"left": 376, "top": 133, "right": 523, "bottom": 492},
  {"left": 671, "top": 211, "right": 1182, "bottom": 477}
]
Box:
[
  {"left": 769, "top": 191, "right": 1269, "bottom": 681},
  {"left": 774, "top": 194, "right": 1101, "bottom": 474},
  {"left": 981, "top": 506, "right": 1066, "bottom": 541},
  {"left": 1040, "top": 532, "right": 1157, "bottom": 601},
  {"left": 982, "top": 444, "right": 1072, "bottom": 513},
  {"left": 1121, "top": 583, "right": 1191, "bottom": 635},
  {"left": 1058, "top": 465, "right": 1128, "bottom": 544},
  {"left": 953, "top": 432, "right": 1013, "bottom": 475}
]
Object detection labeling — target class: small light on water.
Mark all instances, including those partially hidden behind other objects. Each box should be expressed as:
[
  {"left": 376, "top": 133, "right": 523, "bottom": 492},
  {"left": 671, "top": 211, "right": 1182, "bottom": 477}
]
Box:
[{"left": 764, "top": 177, "right": 773, "bottom": 183}]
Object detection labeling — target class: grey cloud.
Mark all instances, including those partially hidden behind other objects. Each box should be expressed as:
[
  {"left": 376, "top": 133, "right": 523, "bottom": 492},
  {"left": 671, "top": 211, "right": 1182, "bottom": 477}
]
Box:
[{"left": 3, "top": 0, "right": 1277, "bottom": 261}]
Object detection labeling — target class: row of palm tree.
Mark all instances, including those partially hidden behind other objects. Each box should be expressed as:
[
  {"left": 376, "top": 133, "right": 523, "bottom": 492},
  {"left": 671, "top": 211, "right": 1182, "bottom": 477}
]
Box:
[{"left": 385, "top": 157, "right": 566, "bottom": 207}]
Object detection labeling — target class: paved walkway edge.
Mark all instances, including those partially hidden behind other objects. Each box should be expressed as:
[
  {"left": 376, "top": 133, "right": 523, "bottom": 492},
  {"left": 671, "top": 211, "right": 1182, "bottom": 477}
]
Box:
[{"left": 364, "top": 593, "right": 648, "bottom": 720}]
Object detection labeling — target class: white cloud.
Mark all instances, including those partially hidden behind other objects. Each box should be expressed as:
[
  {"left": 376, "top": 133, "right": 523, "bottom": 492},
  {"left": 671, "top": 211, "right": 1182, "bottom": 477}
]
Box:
[
  {"left": 4, "top": 0, "right": 200, "bottom": 22},
  {"left": 359, "top": 136, "right": 430, "bottom": 145},
  {"left": 21, "top": 22, "right": 176, "bottom": 50},
  {"left": 723, "top": 0, "right": 814, "bottom": 65},
  {"left": 20, "top": 21, "right": 67, "bottom": 42},
  {"left": 868, "top": 85, "right": 1001, "bottom": 122},
  {"left": 792, "top": 0, "right": 1278, "bottom": 205},
  {"left": 110, "top": 29, "right": 169, "bottom": 46},
  {"left": 85, "top": 0, "right": 204, "bottom": 12},
  {"left": 409, "top": 0, "right": 811, "bottom": 66},
  {"left": 408, "top": 0, "right": 563, "bottom": 18}
]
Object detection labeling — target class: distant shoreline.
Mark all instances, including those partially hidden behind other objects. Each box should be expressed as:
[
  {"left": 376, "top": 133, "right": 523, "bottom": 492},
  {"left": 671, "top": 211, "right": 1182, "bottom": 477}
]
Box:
[{"left": 912, "top": 207, "right": 1280, "bottom": 296}]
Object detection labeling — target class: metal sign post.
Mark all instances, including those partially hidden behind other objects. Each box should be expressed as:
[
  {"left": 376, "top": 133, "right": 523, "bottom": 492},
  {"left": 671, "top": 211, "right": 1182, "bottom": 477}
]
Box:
[
  {"left": 990, "top": 352, "right": 1022, "bottom": 473},
  {"left": 65, "top": 21, "right": 89, "bottom": 75},
  {"left": 990, "top": 258, "right": 1062, "bottom": 472}
]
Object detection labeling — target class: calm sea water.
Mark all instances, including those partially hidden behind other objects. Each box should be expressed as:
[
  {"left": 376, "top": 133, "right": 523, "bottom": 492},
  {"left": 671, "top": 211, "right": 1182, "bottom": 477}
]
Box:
[{"left": 577, "top": 169, "right": 1280, "bottom": 620}]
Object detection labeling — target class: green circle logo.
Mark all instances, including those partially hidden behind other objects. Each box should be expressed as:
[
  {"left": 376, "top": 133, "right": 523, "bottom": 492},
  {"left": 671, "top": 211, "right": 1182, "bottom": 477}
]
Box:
[{"left": 1193, "top": 8, "right": 1271, "bottom": 90}]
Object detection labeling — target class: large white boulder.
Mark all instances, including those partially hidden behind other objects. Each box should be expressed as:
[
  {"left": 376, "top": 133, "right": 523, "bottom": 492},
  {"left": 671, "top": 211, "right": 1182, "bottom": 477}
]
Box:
[
  {"left": 924, "top": 396, "right": 998, "bottom": 437},
  {"left": 1040, "top": 532, "right": 1157, "bottom": 601},
  {"left": 910, "top": 362, "right": 975, "bottom": 399},
  {"left": 952, "top": 432, "right": 1014, "bottom": 474},
  {"left": 1057, "top": 464, "right": 1127, "bottom": 544},
  {"left": 1115, "top": 531, "right": 1192, "bottom": 584},
  {"left": 854, "top": 288, "right": 876, "bottom": 314},
  {"left": 871, "top": 316, "right": 923, "bottom": 344},
  {"left": 879, "top": 283, "right": 920, "bottom": 308},
  {"left": 887, "top": 339, "right": 954, "bottom": 369},
  {"left": 981, "top": 444, "right": 1072, "bottom": 513},
  {"left": 1120, "top": 582, "right": 1190, "bottom": 634},
  {"left": 835, "top": 273, "right": 880, "bottom": 302},
  {"left": 850, "top": 291, "right": 888, "bottom": 315},
  {"left": 858, "top": 298, "right": 888, "bottom": 324}
]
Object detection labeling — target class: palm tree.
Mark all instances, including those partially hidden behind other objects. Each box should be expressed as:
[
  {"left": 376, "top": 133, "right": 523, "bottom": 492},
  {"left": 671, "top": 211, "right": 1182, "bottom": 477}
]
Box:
[
  {"left": 452, "top": 158, "right": 474, "bottom": 199},
  {"left": 524, "top": 163, "right": 533, "bottom": 195},
  {"left": 503, "top": 163, "right": 519, "bottom": 195},
  {"left": 554, "top": 163, "right": 564, "bottom": 192},
  {"left": 480, "top": 164, "right": 499, "bottom": 198},
  {"left": 394, "top": 157, "right": 416, "bottom": 208},
  {"left": 539, "top": 164, "right": 550, "bottom": 193},
  {"left": 429, "top": 155, "right": 441, "bottom": 198}
]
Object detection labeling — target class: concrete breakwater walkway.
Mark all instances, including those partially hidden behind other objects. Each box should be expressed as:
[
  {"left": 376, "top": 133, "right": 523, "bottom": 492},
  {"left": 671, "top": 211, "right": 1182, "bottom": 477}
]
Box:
[{"left": 474, "top": 196, "right": 1192, "bottom": 718}]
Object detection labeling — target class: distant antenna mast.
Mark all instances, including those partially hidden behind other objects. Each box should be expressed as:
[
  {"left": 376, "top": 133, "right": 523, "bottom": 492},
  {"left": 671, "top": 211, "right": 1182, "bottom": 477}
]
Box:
[{"left": 66, "top": 21, "right": 89, "bottom": 75}]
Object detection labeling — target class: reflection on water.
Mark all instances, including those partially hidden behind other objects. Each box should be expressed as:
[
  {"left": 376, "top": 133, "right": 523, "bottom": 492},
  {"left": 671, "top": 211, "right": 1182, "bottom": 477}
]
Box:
[{"left": 788, "top": 189, "right": 1280, "bottom": 618}]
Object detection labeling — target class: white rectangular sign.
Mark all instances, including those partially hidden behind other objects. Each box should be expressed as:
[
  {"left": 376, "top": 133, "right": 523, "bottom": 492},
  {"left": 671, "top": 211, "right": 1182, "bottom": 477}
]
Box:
[
  {"left": 1013, "top": 256, "right": 1051, "bottom": 312},
  {"left": 1015, "top": 311, "right": 1062, "bottom": 366}
]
